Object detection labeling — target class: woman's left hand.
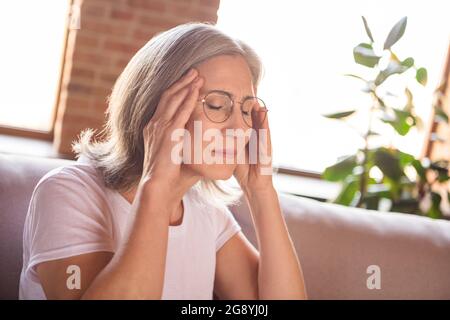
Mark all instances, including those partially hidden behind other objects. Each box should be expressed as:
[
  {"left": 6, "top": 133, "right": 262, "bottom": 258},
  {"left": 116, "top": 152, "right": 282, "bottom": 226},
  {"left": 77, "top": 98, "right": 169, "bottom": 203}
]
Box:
[{"left": 233, "top": 106, "right": 273, "bottom": 194}]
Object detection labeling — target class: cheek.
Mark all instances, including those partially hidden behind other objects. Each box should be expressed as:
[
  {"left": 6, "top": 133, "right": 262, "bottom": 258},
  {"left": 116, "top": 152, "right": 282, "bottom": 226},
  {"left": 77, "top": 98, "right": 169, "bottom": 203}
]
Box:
[
  {"left": 185, "top": 111, "right": 223, "bottom": 149},
  {"left": 183, "top": 114, "right": 237, "bottom": 178},
  {"left": 185, "top": 107, "right": 213, "bottom": 132},
  {"left": 185, "top": 109, "right": 199, "bottom": 131}
]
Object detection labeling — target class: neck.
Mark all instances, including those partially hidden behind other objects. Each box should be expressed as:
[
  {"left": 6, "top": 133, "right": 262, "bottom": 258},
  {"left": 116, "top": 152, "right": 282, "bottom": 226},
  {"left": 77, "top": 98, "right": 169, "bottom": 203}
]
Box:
[
  {"left": 171, "top": 164, "right": 203, "bottom": 202},
  {"left": 122, "top": 165, "right": 202, "bottom": 209}
]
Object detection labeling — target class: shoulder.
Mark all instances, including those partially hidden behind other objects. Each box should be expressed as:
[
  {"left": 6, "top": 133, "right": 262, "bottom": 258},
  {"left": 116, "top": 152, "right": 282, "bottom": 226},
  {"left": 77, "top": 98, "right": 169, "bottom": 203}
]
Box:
[
  {"left": 23, "top": 160, "right": 116, "bottom": 270},
  {"left": 35, "top": 159, "right": 104, "bottom": 195},
  {"left": 31, "top": 159, "right": 109, "bottom": 213},
  {"left": 25, "top": 160, "right": 115, "bottom": 240}
]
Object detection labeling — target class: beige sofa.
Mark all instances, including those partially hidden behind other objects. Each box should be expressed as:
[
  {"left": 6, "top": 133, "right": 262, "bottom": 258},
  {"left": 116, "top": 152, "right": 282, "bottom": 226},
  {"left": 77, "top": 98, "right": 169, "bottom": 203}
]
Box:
[{"left": 1, "top": 152, "right": 450, "bottom": 299}]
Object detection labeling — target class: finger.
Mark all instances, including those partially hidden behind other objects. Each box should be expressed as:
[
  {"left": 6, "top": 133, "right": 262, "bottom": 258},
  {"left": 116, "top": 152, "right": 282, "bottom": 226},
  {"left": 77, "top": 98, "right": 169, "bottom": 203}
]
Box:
[
  {"left": 251, "top": 102, "right": 268, "bottom": 130},
  {"left": 258, "top": 112, "right": 272, "bottom": 165},
  {"left": 173, "top": 76, "right": 204, "bottom": 127},
  {"left": 241, "top": 142, "right": 250, "bottom": 165},
  {"left": 165, "top": 68, "right": 198, "bottom": 97},
  {"left": 156, "top": 85, "right": 192, "bottom": 122},
  {"left": 153, "top": 68, "right": 198, "bottom": 119}
]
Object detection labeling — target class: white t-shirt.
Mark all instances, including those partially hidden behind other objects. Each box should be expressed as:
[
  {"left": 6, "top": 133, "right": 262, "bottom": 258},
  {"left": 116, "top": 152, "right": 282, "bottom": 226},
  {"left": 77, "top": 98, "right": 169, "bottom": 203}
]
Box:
[{"left": 19, "top": 155, "right": 242, "bottom": 299}]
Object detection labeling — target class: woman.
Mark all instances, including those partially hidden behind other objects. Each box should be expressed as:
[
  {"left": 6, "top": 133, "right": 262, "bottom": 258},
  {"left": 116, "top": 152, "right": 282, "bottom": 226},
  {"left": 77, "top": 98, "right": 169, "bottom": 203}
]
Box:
[{"left": 19, "top": 22, "right": 307, "bottom": 300}]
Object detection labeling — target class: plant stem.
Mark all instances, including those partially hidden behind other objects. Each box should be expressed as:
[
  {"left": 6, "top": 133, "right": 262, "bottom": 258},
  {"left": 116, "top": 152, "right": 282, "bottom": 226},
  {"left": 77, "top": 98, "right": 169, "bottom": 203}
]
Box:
[{"left": 357, "top": 94, "right": 377, "bottom": 207}]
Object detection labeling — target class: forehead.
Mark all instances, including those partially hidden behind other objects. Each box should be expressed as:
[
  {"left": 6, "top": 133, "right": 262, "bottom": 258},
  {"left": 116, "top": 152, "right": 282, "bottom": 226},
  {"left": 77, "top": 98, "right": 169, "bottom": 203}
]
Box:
[{"left": 196, "top": 55, "right": 255, "bottom": 98}]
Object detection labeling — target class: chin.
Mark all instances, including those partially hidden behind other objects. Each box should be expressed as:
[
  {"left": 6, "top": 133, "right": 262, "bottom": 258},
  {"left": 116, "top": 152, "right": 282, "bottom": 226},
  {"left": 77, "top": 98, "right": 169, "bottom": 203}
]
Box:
[{"left": 188, "top": 163, "right": 236, "bottom": 180}]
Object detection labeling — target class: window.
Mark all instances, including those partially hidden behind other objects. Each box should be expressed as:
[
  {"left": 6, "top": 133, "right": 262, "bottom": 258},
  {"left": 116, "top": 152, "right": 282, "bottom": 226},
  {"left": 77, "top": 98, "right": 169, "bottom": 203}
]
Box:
[
  {"left": 216, "top": 0, "right": 449, "bottom": 173},
  {"left": 0, "top": 0, "right": 70, "bottom": 133}
]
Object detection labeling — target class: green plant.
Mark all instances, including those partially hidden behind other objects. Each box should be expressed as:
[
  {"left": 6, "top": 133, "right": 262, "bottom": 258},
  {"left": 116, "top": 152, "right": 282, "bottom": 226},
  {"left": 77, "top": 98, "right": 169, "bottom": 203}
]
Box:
[{"left": 321, "top": 16, "right": 450, "bottom": 219}]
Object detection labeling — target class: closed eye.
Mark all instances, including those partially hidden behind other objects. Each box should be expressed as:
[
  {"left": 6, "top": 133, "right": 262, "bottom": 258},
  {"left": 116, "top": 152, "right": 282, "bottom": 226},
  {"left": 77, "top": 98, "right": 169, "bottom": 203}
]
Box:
[{"left": 206, "top": 103, "right": 224, "bottom": 110}]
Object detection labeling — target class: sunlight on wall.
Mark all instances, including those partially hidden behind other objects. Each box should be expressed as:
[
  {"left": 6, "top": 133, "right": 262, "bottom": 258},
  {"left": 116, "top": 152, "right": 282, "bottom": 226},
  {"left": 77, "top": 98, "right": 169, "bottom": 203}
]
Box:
[
  {"left": 217, "top": 0, "right": 449, "bottom": 172},
  {"left": 0, "top": 0, "right": 69, "bottom": 132}
]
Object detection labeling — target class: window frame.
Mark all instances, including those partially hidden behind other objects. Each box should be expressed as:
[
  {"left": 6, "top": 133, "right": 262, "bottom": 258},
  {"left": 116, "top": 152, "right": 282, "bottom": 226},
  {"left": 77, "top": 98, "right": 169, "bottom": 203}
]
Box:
[{"left": 0, "top": 0, "right": 72, "bottom": 141}]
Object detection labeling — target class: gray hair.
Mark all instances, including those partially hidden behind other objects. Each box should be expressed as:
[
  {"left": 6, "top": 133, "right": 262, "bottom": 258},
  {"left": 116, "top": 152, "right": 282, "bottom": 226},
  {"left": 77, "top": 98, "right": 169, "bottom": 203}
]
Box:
[{"left": 72, "top": 21, "right": 264, "bottom": 207}]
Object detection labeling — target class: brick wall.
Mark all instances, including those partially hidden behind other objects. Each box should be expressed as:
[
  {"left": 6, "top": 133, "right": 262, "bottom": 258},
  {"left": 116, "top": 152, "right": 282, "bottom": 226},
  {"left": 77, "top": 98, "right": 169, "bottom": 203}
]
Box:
[{"left": 54, "top": 0, "right": 220, "bottom": 155}]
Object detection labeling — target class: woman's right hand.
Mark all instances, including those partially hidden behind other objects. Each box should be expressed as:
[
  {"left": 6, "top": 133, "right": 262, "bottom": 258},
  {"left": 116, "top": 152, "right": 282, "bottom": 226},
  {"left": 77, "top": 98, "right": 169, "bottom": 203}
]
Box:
[{"left": 139, "top": 68, "right": 204, "bottom": 196}]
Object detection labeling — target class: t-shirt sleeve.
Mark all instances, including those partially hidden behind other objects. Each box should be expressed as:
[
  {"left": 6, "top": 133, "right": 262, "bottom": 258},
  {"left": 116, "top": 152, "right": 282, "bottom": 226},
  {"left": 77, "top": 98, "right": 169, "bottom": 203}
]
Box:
[
  {"left": 215, "top": 206, "right": 242, "bottom": 252},
  {"left": 25, "top": 171, "right": 115, "bottom": 273}
]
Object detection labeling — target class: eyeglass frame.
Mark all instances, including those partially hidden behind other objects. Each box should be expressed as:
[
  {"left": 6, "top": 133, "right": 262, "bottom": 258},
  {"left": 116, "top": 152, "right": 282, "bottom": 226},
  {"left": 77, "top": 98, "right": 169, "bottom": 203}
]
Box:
[{"left": 197, "top": 89, "right": 268, "bottom": 127}]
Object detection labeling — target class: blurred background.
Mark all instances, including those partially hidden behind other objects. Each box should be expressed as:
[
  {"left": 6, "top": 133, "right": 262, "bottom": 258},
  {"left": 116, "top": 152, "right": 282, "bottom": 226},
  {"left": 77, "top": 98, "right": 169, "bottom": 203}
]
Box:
[{"left": 0, "top": 0, "right": 449, "bottom": 217}]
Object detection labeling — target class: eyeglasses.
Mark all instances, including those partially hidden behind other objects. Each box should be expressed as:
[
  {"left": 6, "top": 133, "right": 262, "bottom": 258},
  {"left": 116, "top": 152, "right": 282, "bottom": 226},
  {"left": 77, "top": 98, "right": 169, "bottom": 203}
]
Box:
[{"left": 198, "top": 90, "right": 268, "bottom": 128}]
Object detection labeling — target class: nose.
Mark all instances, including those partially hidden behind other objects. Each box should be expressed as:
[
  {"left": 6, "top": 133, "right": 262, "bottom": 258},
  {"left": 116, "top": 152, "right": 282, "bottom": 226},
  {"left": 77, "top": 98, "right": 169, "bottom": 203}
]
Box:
[
  {"left": 221, "top": 107, "right": 250, "bottom": 151},
  {"left": 225, "top": 105, "right": 247, "bottom": 131}
]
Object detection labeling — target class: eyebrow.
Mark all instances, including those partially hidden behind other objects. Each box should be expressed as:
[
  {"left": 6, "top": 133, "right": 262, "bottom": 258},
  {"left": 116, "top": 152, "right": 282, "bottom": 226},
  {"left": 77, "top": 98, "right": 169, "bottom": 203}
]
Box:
[{"left": 203, "top": 88, "right": 255, "bottom": 101}]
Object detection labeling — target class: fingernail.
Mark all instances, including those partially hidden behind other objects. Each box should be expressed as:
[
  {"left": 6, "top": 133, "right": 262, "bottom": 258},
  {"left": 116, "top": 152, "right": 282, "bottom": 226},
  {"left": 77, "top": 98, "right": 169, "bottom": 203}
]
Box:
[
  {"left": 188, "top": 68, "right": 197, "bottom": 76},
  {"left": 190, "top": 78, "right": 202, "bottom": 91},
  {"left": 194, "top": 76, "right": 202, "bottom": 84}
]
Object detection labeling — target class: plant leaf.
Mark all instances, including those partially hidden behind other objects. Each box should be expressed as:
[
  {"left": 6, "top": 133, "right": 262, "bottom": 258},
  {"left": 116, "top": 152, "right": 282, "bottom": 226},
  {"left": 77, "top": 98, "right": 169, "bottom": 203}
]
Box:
[
  {"left": 404, "top": 87, "right": 413, "bottom": 111},
  {"left": 343, "top": 73, "right": 367, "bottom": 82},
  {"left": 397, "top": 150, "right": 415, "bottom": 168},
  {"left": 416, "top": 67, "right": 428, "bottom": 86},
  {"left": 411, "top": 159, "right": 426, "bottom": 180},
  {"left": 366, "top": 184, "right": 392, "bottom": 198},
  {"left": 430, "top": 160, "right": 449, "bottom": 182},
  {"left": 373, "top": 148, "right": 404, "bottom": 181},
  {"left": 434, "top": 105, "right": 449, "bottom": 123},
  {"left": 375, "top": 60, "right": 409, "bottom": 86},
  {"left": 375, "top": 72, "right": 388, "bottom": 86},
  {"left": 353, "top": 43, "right": 381, "bottom": 68},
  {"left": 361, "top": 16, "right": 374, "bottom": 43},
  {"left": 322, "top": 110, "right": 356, "bottom": 119},
  {"left": 427, "top": 192, "right": 442, "bottom": 219},
  {"left": 401, "top": 57, "right": 414, "bottom": 68},
  {"left": 438, "top": 172, "right": 450, "bottom": 183},
  {"left": 367, "top": 130, "right": 381, "bottom": 136},
  {"left": 333, "top": 175, "right": 359, "bottom": 206},
  {"left": 384, "top": 16, "right": 407, "bottom": 50},
  {"left": 374, "top": 95, "right": 386, "bottom": 109},
  {"left": 322, "top": 155, "right": 358, "bottom": 182},
  {"left": 381, "top": 109, "right": 414, "bottom": 136}
]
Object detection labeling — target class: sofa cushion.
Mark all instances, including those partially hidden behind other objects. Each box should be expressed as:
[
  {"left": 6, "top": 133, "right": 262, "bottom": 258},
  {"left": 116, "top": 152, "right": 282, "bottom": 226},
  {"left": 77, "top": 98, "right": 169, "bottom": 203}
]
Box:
[
  {"left": 229, "top": 193, "right": 450, "bottom": 299},
  {"left": 0, "top": 153, "right": 72, "bottom": 299}
]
